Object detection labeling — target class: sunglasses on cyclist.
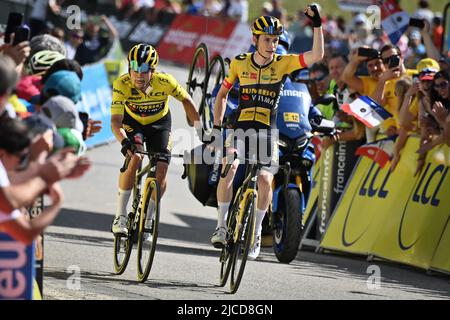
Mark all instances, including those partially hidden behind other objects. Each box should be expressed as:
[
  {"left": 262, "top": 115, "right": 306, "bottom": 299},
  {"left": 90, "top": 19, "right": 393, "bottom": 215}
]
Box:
[
  {"left": 434, "top": 81, "right": 449, "bottom": 90},
  {"left": 263, "top": 25, "right": 283, "bottom": 35},
  {"left": 129, "top": 61, "right": 152, "bottom": 73}
]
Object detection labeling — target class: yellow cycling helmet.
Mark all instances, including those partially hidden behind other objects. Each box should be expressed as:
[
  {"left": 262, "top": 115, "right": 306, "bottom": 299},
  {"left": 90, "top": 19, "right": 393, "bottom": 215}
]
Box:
[
  {"left": 128, "top": 43, "right": 159, "bottom": 72},
  {"left": 251, "top": 16, "right": 284, "bottom": 36}
]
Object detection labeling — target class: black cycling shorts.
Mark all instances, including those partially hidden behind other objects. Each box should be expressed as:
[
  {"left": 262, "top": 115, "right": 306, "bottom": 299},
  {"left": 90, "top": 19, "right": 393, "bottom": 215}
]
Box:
[{"left": 122, "top": 111, "right": 173, "bottom": 164}]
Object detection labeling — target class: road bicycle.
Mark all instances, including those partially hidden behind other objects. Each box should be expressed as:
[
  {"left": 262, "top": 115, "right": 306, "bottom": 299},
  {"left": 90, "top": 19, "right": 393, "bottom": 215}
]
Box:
[{"left": 113, "top": 138, "right": 183, "bottom": 282}]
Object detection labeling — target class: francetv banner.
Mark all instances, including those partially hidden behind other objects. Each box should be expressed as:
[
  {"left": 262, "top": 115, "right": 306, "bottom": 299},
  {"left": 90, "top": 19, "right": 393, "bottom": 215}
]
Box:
[
  {"left": 157, "top": 14, "right": 252, "bottom": 66},
  {"left": 320, "top": 136, "right": 450, "bottom": 274},
  {"left": 0, "top": 233, "right": 35, "bottom": 300}
]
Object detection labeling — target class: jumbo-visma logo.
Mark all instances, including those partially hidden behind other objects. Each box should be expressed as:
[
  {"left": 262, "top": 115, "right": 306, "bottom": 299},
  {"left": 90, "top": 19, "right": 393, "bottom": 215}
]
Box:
[
  {"left": 398, "top": 163, "right": 449, "bottom": 251},
  {"left": 341, "top": 161, "right": 391, "bottom": 247}
]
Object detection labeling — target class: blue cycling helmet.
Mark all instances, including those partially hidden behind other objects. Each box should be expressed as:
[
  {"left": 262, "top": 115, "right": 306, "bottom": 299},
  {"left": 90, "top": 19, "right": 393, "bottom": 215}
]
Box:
[{"left": 278, "top": 30, "right": 291, "bottom": 52}]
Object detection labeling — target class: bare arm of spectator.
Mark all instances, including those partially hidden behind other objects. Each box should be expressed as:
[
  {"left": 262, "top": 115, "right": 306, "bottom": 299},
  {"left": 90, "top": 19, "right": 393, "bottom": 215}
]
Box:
[
  {"left": 0, "top": 41, "right": 31, "bottom": 75},
  {"left": 100, "top": 15, "right": 119, "bottom": 39},
  {"left": 341, "top": 50, "right": 366, "bottom": 94},
  {"left": 0, "top": 183, "right": 63, "bottom": 244},
  {"left": 398, "top": 83, "right": 419, "bottom": 128},
  {"left": 1, "top": 150, "right": 91, "bottom": 212},
  {"left": 390, "top": 127, "right": 409, "bottom": 172},
  {"left": 444, "top": 114, "right": 450, "bottom": 147},
  {"left": 371, "top": 68, "right": 400, "bottom": 107},
  {"left": 302, "top": 6, "right": 324, "bottom": 66},
  {"left": 429, "top": 101, "right": 449, "bottom": 129},
  {"left": 48, "top": 0, "right": 62, "bottom": 15},
  {"left": 321, "top": 117, "right": 365, "bottom": 149},
  {"left": 419, "top": 20, "right": 441, "bottom": 61}
]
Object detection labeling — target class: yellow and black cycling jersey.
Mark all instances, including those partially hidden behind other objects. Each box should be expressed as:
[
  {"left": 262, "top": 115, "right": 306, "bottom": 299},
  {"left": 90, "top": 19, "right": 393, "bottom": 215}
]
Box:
[
  {"left": 111, "top": 72, "right": 188, "bottom": 126},
  {"left": 223, "top": 52, "right": 308, "bottom": 130}
]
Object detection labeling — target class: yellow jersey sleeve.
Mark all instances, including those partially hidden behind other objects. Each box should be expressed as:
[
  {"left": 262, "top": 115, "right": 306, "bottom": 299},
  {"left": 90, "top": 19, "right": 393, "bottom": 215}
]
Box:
[
  {"left": 111, "top": 77, "right": 126, "bottom": 116},
  {"left": 161, "top": 73, "right": 188, "bottom": 102},
  {"left": 276, "top": 54, "right": 307, "bottom": 74}
]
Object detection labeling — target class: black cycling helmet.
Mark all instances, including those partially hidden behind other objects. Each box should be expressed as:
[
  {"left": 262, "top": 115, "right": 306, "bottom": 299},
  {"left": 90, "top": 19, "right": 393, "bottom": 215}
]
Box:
[
  {"left": 128, "top": 43, "right": 159, "bottom": 71},
  {"left": 251, "top": 16, "right": 284, "bottom": 36}
]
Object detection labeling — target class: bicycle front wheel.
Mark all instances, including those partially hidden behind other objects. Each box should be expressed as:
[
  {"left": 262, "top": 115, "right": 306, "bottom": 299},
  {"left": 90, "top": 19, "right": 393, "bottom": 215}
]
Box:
[
  {"left": 136, "top": 179, "right": 161, "bottom": 282},
  {"left": 113, "top": 213, "right": 134, "bottom": 275},
  {"left": 230, "top": 192, "right": 256, "bottom": 294},
  {"left": 219, "top": 200, "right": 239, "bottom": 287}
]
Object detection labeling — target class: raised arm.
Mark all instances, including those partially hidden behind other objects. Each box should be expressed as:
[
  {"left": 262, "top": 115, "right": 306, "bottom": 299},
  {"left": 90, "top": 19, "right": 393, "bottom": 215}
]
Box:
[{"left": 302, "top": 5, "right": 324, "bottom": 66}]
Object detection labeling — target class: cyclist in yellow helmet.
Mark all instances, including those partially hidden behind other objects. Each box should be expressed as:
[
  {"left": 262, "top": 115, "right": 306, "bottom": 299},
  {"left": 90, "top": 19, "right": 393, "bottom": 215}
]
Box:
[
  {"left": 209, "top": 5, "right": 324, "bottom": 260},
  {"left": 111, "top": 43, "right": 200, "bottom": 235}
]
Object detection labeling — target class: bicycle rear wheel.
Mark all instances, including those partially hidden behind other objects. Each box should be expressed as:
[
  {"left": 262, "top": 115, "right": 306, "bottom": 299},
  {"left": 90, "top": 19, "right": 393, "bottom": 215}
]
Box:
[
  {"left": 113, "top": 213, "right": 135, "bottom": 275},
  {"left": 137, "top": 179, "right": 161, "bottom": 282},
  {"left": 186, "top": 43, "right": 209, "bottom": 117},
  {"left": 203, "top": 55, "right": 226, "bottom": 134},
  {"left": 230, "top": 192, "right": 256, "bottom": 294}
]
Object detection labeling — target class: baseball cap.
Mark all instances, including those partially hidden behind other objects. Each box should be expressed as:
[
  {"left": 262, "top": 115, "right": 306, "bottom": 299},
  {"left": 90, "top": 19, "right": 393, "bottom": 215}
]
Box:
[
  {"left": 43, "top": 70, "right": 81, "bottom": 104},
  {"left": 23, "top": 113, "right": 65, "bottom": 150},
  {"left": 41, "top": 95, "right": 84, "bottom": 132},
  {"left": 417, "top": 58, "right": 440, "bottom": 80},
  {"left": 57, "top": 127, "right": 87, "bottom": 156},
  {"left": 417, "top": 58, "right": 440, "bottom": 73}
]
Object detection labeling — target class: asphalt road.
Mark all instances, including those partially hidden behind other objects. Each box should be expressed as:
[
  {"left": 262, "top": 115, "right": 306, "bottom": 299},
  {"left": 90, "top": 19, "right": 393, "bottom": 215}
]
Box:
[{"left": 43, "top": 62, "right": 450, "bottom": 301}]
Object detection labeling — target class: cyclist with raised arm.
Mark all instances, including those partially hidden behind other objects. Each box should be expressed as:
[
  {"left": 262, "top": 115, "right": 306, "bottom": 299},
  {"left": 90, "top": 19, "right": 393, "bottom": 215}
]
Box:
[
  {"left": 111, "top": 43, "right": 200, "bottom": 235},
  {"left": 210, "top": 5, "right": 324, "bottom": 260}
]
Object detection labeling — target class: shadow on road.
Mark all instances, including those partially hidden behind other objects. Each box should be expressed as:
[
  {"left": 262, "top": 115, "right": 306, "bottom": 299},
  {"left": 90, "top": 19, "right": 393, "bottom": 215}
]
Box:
[{"left": 53, "top": 208, "right": 216, "bottom": 245}]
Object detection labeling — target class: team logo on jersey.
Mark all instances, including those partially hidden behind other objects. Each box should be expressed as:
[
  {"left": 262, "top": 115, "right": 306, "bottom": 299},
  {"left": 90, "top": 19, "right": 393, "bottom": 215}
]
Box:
[{"left": 235, "top": 54, "right": 247, "bottom": 61}]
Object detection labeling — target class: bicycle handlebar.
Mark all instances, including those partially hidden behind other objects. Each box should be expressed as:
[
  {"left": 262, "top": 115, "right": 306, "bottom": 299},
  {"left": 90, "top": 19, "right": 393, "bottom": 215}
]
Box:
[{"left": 119, "top": 151, "right": 185, "bottom": 173}]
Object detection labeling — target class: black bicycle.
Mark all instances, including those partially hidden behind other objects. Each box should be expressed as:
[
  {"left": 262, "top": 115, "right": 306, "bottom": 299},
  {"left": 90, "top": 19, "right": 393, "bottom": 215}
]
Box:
[{"left": 219, "top": 153, "right": 268, "bottom": 294}]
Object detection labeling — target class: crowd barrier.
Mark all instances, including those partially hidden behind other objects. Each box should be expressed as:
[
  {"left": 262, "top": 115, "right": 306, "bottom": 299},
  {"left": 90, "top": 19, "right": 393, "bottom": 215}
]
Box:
[{"left": 318, "top": 136, "right": 450, "bottom": 274}]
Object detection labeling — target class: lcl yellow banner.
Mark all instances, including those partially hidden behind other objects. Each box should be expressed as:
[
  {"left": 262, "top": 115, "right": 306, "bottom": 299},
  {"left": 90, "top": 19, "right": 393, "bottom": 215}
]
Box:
[{"left": 320, "top": 137, "right": 450, "bottom": 273}]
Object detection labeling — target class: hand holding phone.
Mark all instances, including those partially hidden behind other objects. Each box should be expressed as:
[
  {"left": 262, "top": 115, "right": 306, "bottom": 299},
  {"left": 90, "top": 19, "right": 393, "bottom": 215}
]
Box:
[
  {"left": 409, "top": 18, "right": 425, "bottom": 29},
  {"left": 357, "top": 47, "right": 379, "bottom": 59},
  {"left": 388, "top": 55, "right": 400, "bottom": 69},
  {"left": 12, "top": 25, "right": 30, "bottom": 46},
  {"left": 5, "top": 12, "right": 23, "bottom": 44}
]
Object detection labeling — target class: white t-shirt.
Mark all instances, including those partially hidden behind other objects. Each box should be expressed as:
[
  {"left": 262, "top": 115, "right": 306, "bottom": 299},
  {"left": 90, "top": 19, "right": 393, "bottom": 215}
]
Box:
[
  {"left": 228, "top": 0, "right": 248, "bottom": 23},
  {"left": 0, "top": 160, "right": 22, "bottom": 224}
]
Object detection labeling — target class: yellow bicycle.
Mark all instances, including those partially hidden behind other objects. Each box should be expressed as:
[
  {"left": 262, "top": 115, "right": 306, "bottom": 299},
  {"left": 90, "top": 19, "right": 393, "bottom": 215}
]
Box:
[
  {"left": 113, "top": 142, "right": 183, "bottom": 282},
  {"left": 219, "top": 153, "right": 266, "bottom": 294}
]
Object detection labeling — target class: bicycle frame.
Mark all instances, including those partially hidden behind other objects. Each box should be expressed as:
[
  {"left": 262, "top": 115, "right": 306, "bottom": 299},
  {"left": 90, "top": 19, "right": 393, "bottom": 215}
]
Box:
[{"left": 231, "top": 163, "right": 261, "bottom": 248}]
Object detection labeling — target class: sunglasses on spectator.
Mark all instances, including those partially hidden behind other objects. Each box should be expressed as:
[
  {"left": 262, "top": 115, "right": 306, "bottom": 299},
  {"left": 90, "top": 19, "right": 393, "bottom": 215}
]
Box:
[
  {"left": 434, "top": 81, "right": 449, "bottom": 90},
  {"left": 72, "top": 34, "right": 83, "bottom": 39},
  {"left": 129, "top": 61, "right": 153, "bottom": 73},
  {"left": 382, "top": 55, "right": 399, "bottom": 65}
]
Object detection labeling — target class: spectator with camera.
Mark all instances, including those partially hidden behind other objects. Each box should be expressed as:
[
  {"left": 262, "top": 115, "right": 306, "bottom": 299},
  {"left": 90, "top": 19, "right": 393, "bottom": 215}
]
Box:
[
  {"left": 342, "top": 47, "right": 385, "bottom": 141},
  {"left": 75, "top": 15, "right": 118, "bottom": 65},
  {"left": 370, "top": 44, "right": 417, "bottom": 137}
]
